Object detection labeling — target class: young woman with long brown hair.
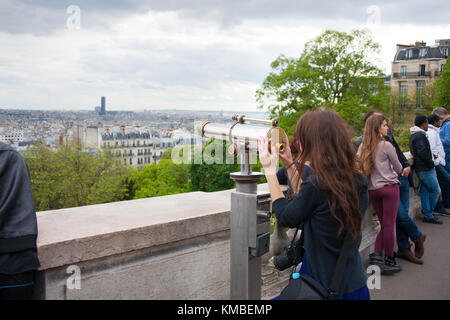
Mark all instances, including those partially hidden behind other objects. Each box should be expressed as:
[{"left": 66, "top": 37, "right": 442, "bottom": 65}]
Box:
[
  {"left": 258, "top": 110, "right": 370, "bottom": 300},
  {"left": 358, "top": 114, "right": 403, "bottom": 274}
]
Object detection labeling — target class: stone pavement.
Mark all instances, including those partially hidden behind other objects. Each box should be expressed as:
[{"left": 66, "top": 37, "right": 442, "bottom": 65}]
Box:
[{"left": 370, "top": 214, "right": 450, "bottom": 300}]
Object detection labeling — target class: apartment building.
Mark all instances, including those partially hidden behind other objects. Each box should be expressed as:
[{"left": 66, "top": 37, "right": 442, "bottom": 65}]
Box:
[
  {"left": 99, "top": 127, "right": 175, "bottom": 169},
  {"left": 0, "top": 128, "right": 24, "bottom": 144},
  {"left": 391, "top": 39, "right": 449, "bottom": 107}
]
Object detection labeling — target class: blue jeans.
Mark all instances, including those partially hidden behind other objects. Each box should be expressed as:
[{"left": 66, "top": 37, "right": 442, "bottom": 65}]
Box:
[
  {"left": 445, "top": 152, "right": 450, "bottom": 175},
  {"left": 417, "top": 168, "right": 441, "bottom": 219},
  {"left": 396, "top": 176, "right": 422, "bottom": 251},
  {"left": 435, "top": 165, "right": 450, "bottom": 209}
]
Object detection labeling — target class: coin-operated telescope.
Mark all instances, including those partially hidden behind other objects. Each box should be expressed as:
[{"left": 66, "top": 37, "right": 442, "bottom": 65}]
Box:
[
  {"left": 196, "top": 114, "right": 288, "bottom": 175},
  {"left": 196, "top": 115, "right": 288, "bottom": 300}
]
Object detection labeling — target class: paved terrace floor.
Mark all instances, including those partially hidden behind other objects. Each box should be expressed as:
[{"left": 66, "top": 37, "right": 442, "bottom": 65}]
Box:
[{"left": 370, "top": 214, "right": 450, "bottom": 300}]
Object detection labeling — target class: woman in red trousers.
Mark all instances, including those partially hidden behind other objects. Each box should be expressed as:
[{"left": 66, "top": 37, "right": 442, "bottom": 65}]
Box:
[{"left": 358, "top": 114, "right": 403, "bottom": 274}]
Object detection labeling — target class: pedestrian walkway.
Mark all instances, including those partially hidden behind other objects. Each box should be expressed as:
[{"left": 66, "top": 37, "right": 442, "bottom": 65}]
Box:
[{"left": 370, "top": 214, "right": 450, "bottom": 300}]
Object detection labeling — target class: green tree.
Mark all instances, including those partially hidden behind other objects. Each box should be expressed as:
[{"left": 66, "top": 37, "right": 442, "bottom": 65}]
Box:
[
  {"left": 188, "top": 139, "right": 268, "bottom": 192},
  {"left": 161, "top": 147, "right": 174, "bottom": 160},
  {"left": 433, "top": 60, "right": 450, "bottom": 109},
  {"left": 256, "top": 29, "right": 389, "bottom": 134},
  {"left": 189, "top": 140, "right": 239, "bottom": 192},
  {"left": 22, "top": 144, "right": 134, "bottom": 211},
  {"left": 133, "top": 159, "right": 190, "bottom": 198}
]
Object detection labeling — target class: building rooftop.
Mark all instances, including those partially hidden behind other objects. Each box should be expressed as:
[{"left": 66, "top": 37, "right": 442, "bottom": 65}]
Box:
[{"left": 394, "top": 40, "right": 449, "bottom": 61}]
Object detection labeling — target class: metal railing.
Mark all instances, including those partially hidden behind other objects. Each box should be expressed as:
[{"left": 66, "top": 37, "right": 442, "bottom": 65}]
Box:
[{"left": 392, "top": 71, "right": 431, "bottom": 79}]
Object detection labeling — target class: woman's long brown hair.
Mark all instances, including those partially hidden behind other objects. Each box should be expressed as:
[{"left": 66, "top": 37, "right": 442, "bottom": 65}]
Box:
[
  {"left": 289, "top": 110, "right": 362, "bottom": 240},
  {"left": 358, "top": 114, "right": 386, "bottom": 177}
]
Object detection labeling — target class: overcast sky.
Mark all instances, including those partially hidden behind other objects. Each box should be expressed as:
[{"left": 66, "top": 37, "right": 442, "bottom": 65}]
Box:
[{"left": 0, "top": 0, "right": 449, "bottom": 112}]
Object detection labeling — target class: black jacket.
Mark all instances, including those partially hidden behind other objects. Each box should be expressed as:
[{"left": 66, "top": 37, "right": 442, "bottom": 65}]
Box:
[
  {"left": 386, "top": 130, "right": 410, "bottom": 169},
  {"left": 273, "top": 170, "right": 369, "bottom": 295},
  {"left": 409, "top": 129, "right": 434, "bottom": 172},
  {"left": 0, "top": 142, "right": 39, "bottom": 254}
]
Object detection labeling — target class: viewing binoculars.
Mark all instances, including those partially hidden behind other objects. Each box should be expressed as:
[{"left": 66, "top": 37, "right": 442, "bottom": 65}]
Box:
[{"left": 195, "top": 114, "right": 288, "bottom": 156}]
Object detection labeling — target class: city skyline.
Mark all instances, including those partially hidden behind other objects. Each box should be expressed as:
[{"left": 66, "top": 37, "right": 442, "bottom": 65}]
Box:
[{"left": 0, "top": 1, "right": 449, "bottom": 111}]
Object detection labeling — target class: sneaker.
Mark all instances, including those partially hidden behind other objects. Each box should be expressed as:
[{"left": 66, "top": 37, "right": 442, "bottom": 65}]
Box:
[
  {"left": 369, "top": 252, "right": 401, "bottom": 275},
  {"left": 384, "top": 256, "right": 402, "bottom": 273},
  {"left": 423, "top": 217, "right": 443, "bottom": 224}
]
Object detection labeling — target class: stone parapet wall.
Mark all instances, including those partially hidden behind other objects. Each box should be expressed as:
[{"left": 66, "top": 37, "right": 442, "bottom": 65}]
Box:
[{"left": 33, "top": 154, "right": 422, "bottom": 299}]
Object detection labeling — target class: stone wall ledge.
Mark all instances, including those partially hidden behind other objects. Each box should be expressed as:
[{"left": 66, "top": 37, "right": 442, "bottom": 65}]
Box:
[{"left": 36, "top": 184, "right": 275, "bottom": 270}]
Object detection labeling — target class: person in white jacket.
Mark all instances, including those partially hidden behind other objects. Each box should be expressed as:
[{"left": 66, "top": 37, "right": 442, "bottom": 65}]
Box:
[{"left": 428, "top": 114, "right": 450, "bottom": 215}]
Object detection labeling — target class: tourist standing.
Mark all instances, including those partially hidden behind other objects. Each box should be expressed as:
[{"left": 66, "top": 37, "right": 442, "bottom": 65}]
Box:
[
  {"left": 259, "top": 110, "right": 370, "bottom": 300},
  {"left": 0, "top": 142, "right": 40, "bottom": 300},
  {"left": 409, "top": 115, "right": 443, "bottom": 224},
  {"left": 433, "top": 107, "right": 450, "bottom": 175},
  {"left": 358, "top": 114, "right": 403, "bottom": 274},
  {"left": 427, "top": 114, "right": 450, "bottom": 216},
  {"left": 356, "top": 110, "right": 426, "bottom": 264}
]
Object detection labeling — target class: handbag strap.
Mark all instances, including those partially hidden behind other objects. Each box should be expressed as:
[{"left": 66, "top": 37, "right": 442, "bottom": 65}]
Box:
[{"left": 327, "top": 232, "right": 358, "bottom": 299}]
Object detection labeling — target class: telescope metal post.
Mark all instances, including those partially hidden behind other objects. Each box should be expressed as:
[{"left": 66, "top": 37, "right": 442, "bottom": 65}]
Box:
[
  {"left": 230, "top": 142, "right": 268, "bottom": 300},
  {"left": 197, "top": 117, "right": 276, "bottom": 300}
]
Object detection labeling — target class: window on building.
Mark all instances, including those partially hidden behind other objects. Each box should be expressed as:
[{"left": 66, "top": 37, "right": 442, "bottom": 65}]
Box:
[
  {"left": 401, "top": 66, "right": 407, "bottom": 77},
  {"left": 440, "top": 47, "right": 449, "bottom": 57},
  {"left": 405, "top": 49, "right": 413, "bottom": 59},
  {"left": 129, "top": 158, "right": 133, "bottom": 165},
  {"left": 419, "top": 64, "right": 426, "bottom": 76},
  {"left": 419, "top": 47, "right": 427, "bottom": 57},
  {"left": 399, "top": 82, "right": 408, "bottom": 107},
  {"left": 415, "top": 81, "right": 426, "bottom": 108}
]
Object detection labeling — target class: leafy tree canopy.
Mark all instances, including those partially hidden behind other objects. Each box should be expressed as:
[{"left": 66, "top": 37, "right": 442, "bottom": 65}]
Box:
[
  {"left": 133, "top": 159, "right": 190, "bottom": 198},
  {"left": 22, "top": 144, "right": 134, "bottom": 211},
  {"left": 256, "top": 29, "right": 390, "bottom": 134},
  {"left": 433, "top": 60, "right": 450, "bottom": 110}
]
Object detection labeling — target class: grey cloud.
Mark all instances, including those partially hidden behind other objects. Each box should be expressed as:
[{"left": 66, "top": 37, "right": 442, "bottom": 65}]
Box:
[
  {"left": 80, "top": 44, "right": 267, "bottom": 89},
  {"left": 1, "top": 0, "right": 449, "bottom": 36}
]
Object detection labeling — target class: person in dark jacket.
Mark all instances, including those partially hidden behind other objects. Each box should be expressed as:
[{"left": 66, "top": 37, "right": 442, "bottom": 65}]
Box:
[
  {"left": 0, "top": 142, "right": 40, "bottom": 299},
  {"left": 356, "top": 110, "right": 426, "bottom": 264},
  {"left": 258, "top": 110, "right": 370, "bottom": 300},
  {"left": 409, "top": 116, "right": 443, "bottom": 224}
]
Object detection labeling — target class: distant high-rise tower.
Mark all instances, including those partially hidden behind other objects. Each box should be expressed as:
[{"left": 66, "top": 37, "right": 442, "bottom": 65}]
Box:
[{"left": 101, "top": 96, "right": 106, "bottom": 115}]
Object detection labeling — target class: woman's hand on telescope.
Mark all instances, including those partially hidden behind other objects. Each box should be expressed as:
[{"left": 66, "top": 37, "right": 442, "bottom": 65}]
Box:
[
  {"left": 257, "top": 136, "right": 279, "bottom": 177},
  {"left": 278, "top": 138, "right": 293, "bottom": 168}
]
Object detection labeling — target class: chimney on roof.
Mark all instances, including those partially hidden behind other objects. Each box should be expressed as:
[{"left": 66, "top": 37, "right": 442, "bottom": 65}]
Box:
[
  {"left": 415, "top": 41, "right": 426, "bottom": 47},
  {"left": 435, "top": 39, "right": 450, "bottom": 46}
]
